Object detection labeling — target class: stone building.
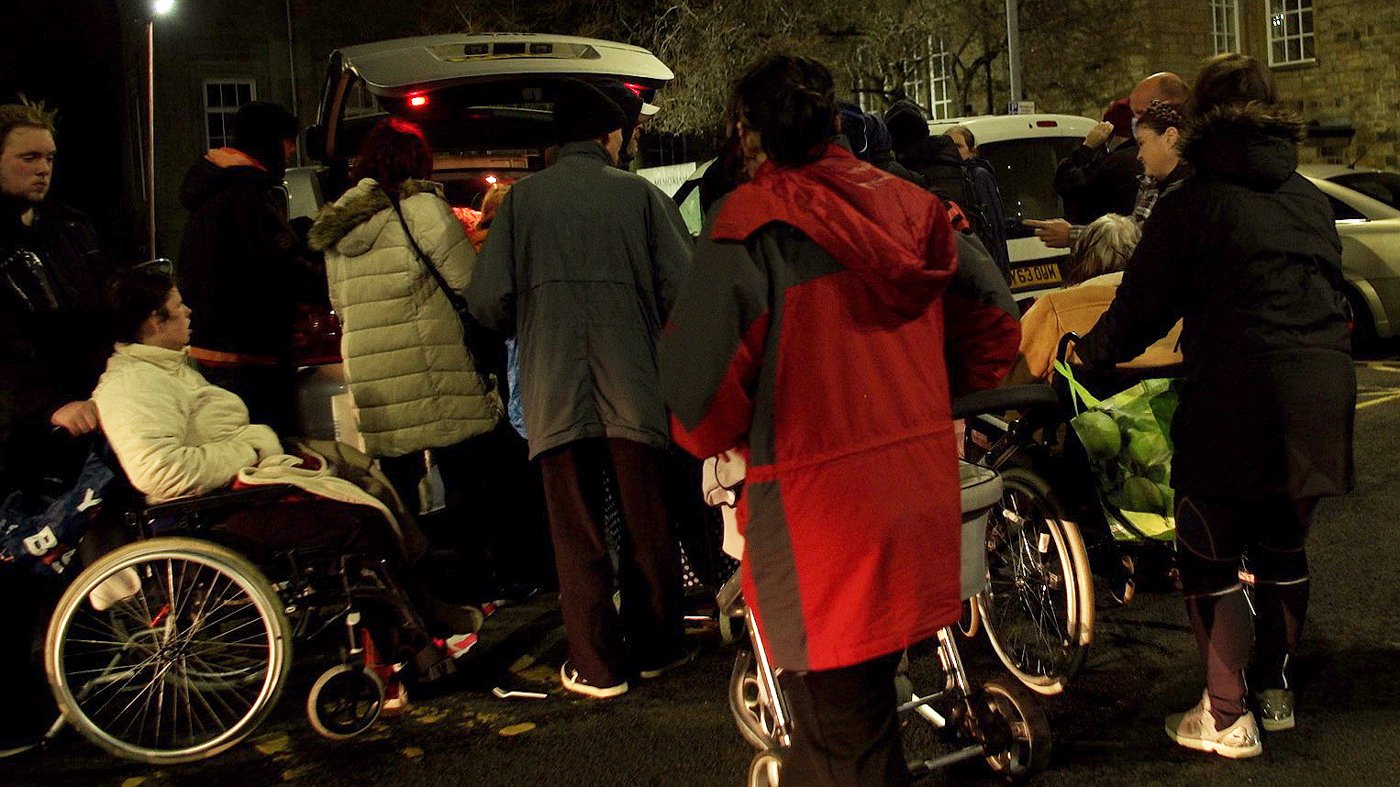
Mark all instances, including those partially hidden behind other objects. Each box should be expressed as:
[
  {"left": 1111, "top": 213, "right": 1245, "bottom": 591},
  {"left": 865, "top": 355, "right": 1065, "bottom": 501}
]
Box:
[{"left": 1066, "top": 0, "right": 1400, "bottom": 169}]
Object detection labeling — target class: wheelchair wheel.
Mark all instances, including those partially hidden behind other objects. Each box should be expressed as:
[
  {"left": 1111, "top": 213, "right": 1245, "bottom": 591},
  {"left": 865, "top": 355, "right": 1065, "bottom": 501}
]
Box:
[
  {"left": 747, "top": 748, "right": 783, "bottom": 787},
  {"left": 46, "top": 537, "right": 292, "bottom": 764},
  {"left": 973, "top": 678, "right": 1051, "bottom": 782},
  {"left": 729, "top": 649, "right": 780, "bottom": 750},
  {"left": 978, "top": 468, "right": 1093, "bottom": 696},
  {"left": 306, "top": 664, "right": 384, "bottom": 740}
]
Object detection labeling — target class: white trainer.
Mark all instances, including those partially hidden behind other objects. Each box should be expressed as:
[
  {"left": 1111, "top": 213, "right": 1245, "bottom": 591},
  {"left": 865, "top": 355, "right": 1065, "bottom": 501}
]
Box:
[{"left": 1165, "top": 691, "right": 1263, "bottom": 759}]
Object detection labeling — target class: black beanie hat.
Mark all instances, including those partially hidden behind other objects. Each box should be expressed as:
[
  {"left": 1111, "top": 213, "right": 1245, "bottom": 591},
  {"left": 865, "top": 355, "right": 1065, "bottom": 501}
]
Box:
[
  {"left": 884, "top": 99, "right": 930, "bottom": 153},
  {"left": 595, "top": 80, "right": 644, "bottom": 147},
  {"left": 232, "top": 101, "right": 299, "bottom": 173},
  {"left": 554, "top": 78, "right": 627, "bottom": 145}
]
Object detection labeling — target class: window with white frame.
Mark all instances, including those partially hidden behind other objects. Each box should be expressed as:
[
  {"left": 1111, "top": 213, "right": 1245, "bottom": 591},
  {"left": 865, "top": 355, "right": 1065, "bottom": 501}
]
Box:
[
  {"left": 1268, "top": 0, "right": 1315, "bottom": 66},
  {"left": 928, "top": 41, "right": 953, "bottom": 121},
  {"left": 1211, "top": 0, "right": 1240, "bottom": 55},
  {"left": 203, "top": 79, "right": 256, "bottom": 150}
]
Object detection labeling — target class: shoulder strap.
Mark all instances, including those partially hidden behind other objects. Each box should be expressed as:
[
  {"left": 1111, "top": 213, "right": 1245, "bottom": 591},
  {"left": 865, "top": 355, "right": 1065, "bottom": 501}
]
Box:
[{"left": 389, "top": 195, "right": 467, "bottom": 312}]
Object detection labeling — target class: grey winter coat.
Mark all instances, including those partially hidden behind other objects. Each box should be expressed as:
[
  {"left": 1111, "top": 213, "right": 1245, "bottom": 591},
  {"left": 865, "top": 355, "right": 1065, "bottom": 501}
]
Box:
[
  {"left": 308, "top": 178, "right": 498, "bottom": 458},
  {"left": 466, "top": 142, "right": 693, "bottom": 459}
]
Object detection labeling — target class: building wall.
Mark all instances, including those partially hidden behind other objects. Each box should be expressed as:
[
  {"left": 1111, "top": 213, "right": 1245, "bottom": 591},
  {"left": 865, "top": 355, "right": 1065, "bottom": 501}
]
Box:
[{"left": 1238, "top": 0, "right": 1400, "bottom": 169}]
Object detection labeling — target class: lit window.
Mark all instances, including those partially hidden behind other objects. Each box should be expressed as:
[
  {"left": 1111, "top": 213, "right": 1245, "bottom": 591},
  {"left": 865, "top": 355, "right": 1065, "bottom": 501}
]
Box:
[
  {"left": 1211, "top": 0, "right": 1240, "bottom": 55},
  {"left": 1268, "top": 0, "right": 1316, "bottom": 67},
  {"left": 202, "top": 79, "right": 256, "bottom": 151}
]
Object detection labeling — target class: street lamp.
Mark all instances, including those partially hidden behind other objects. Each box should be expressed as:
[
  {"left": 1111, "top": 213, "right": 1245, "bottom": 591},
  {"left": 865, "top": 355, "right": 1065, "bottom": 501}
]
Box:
[{"left": 147, "top": 0, "right": 174, "bottom": 256}]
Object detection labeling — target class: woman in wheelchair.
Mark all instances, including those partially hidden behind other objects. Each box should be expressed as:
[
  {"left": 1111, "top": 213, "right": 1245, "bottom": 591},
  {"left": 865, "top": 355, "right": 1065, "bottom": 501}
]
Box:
[
  {"left": 90, "top": 266, "right": 480, "bottom": 663},
  {"left": 1006, "top": 213, "right": 1182, "bottom": 387}
]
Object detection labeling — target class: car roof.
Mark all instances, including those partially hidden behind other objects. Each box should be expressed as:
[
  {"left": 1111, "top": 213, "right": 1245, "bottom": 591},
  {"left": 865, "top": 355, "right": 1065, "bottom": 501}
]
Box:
[
  {"left": 337, "top": 34, "right": 674, "bottom": 96},
  {"left": 1297, "top": 163, "right": 1393, "bottom": 179},
  {"left": 1303, "top": 174, "right": 1400, "bottom": 220},
  {"left": 928, "top": 113, "right": 1098, "bottom": 143}
]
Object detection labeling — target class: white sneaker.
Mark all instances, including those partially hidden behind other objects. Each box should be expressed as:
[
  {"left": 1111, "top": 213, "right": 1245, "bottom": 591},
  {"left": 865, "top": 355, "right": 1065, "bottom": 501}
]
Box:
[
  {"left": 88, "top": 568, "right": 141, "bottom": 612},
  {"left": 1165, "top": 691, "right": 1262, "bottom": 759},
  {"left": 560, "top": 661, "right": 628, "bottom": 699}
]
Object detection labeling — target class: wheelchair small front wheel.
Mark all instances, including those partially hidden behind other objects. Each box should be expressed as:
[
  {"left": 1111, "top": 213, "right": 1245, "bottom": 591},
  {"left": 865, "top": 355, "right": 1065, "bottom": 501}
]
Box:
[
  {"left": 974, "top": 678, "right": 1051, "bottom": 782},
  {"left": 729, "top": 649, "right": 779, "bottom": 750},
  {"left": 747, "top": 748, "right": 783, "bottom": 787},
  {"left": 306, "top": 664, "right": 384, "bottom": 740}
]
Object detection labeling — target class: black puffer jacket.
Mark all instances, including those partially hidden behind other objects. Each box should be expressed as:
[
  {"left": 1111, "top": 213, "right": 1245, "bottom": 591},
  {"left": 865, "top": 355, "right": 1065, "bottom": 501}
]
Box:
[{"left": 1077, "top": 104, "right": 1354, "bottom": 501}]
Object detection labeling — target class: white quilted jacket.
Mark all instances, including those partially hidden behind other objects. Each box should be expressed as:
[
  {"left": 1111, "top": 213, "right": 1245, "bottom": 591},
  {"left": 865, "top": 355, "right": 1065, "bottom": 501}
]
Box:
[
  {"left": 310, "top": 178, "right": 498, "bottom": 457},
  {"left": 93, "top": 343, "right": 284, "bottom": 502}
]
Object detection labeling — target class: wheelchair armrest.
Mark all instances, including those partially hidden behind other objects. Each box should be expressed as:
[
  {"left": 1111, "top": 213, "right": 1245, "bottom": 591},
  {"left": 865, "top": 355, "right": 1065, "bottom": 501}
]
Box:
[
  {"left": 952, "top": 385, "right": 1061, "bottom": 420},
  {"left": 142, "top": 484, "right": 296, "bottom": 519}
]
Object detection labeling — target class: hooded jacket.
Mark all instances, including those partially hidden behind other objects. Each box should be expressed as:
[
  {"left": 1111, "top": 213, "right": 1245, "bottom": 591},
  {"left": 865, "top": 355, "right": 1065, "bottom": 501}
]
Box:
[
  {"left": 309, "top": 178, "right": 498, "bottom": 458},
  {"left": 1077, "top": 104, "right": 1354, "bottom": 500},
  {"left": 176, "top": 148, "right": 324, "bottom": 362},
  {"left": 660, "top": 145, "right": 1019, "bottom": 671},
  {"left": 466, "top": 141, "right": 693, "bottom": 459}
]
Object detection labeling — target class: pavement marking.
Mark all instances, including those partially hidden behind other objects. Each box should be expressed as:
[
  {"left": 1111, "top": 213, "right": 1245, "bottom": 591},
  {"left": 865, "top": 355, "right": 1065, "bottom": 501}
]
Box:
[{"left": 1357, "top": 391, "right": 1400, "bottom": 411}]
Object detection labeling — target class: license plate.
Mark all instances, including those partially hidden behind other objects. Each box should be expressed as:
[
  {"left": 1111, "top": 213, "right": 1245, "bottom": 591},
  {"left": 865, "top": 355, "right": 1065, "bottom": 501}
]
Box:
[{"left": 1009, "top": 262, "right": 1063, "bottom": 290}]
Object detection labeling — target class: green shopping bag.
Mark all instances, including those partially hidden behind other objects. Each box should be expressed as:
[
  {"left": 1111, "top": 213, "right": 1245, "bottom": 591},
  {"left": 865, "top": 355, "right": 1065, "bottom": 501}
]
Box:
[{"left": 1054, "top": 361, "right": 1182, "bottom": 542}]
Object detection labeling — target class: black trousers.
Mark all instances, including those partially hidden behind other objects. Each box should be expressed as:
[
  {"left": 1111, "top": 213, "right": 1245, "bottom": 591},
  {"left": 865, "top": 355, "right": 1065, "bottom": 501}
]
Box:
[
  {"left": 381, "top": 424, "right": 554, "bottom": 599},
  {"left": 778, "top": 651, "right": 911, "bottom": 787},
  {"left": 537, "top": 437, "right": 684, "bottom": 685},
  {"left": 1175, "top": 494, "right": 1316, "bottom": 727}
]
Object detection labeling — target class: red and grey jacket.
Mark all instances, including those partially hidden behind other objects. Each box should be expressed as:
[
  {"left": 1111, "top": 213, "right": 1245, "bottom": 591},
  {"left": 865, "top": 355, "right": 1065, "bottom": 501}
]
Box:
[{"left": 660, "top": 146, "right": 1018, "bottom": 672}]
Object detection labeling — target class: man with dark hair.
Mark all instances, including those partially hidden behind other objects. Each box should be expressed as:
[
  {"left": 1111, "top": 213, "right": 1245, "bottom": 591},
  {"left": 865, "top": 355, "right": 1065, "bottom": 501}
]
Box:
[
  {"left": 467, "top": 78, "right": 693, "bottom": 699},
  {"left": 176, "top": 100, "right": 324, "bottom": 432},
  {"left": 0, "top": 96, "right": 114, "bottom": 757}
]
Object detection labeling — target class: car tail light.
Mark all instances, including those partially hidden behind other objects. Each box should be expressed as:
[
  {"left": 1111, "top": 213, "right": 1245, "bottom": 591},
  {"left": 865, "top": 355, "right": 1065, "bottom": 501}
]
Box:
[
  {"left": 409, "top": 94, "right": 429, "bottom": 108},
  {"left": 624, "top": 82, "right": 646, "bottom": 96},
  {"left": 1036, "top": 120, "right": 1058, "bottom": 128}
]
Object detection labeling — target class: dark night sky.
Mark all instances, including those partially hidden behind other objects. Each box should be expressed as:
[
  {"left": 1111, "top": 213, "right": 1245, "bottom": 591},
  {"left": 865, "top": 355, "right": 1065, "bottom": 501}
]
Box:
[{"left": 2, "top": 0, "right": 140, "bottom": 259}]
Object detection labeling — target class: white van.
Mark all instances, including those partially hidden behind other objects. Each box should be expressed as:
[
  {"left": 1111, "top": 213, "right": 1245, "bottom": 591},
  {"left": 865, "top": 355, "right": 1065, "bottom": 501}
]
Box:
[{"left": 930, "top": 114, "right": 1098, "bottom": 301}]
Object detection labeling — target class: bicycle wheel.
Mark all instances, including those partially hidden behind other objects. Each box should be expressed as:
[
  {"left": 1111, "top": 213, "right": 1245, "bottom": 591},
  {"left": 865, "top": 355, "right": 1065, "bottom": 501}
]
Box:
[
  {"left": 978, "top": 468, "right": 1093, "bottom": 695},
  {"left": 46, "top": 537, "right": 292, "bottom": 764}
]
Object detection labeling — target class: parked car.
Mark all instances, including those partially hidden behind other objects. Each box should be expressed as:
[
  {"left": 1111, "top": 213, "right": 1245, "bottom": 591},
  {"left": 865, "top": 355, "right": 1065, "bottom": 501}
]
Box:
[
  {"left": 928, "top": 114, "right": 1099, "bottom": 301},
  {"left": 1298, "top": 165, "right": 1400, "bottom": 341},
  {"left": 286, "top": 33, "right": 675, "bottom": 438}
]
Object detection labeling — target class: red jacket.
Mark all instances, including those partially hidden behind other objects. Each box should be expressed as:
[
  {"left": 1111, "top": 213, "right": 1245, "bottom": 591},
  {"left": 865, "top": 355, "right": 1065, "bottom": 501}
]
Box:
[{"left": 660, "top": 146, "right": 1018, "bottom": 671}]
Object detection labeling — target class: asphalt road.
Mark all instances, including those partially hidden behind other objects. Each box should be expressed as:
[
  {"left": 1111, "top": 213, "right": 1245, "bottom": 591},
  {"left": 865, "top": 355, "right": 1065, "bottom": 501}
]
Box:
[{"left": 6, "top": 356, "right": 1400, "bottom": 787}]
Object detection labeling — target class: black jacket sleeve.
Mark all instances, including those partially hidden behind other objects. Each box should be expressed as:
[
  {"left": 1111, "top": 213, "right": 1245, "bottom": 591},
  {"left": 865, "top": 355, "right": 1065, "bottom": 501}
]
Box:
[{"left": 1075, "top": 196, "right": 1191, "bottom": 368}]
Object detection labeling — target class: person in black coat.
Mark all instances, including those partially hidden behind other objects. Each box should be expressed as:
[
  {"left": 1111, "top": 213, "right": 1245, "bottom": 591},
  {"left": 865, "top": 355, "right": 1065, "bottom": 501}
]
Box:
[
  {"left": 1053, "top": 98, "right": 1141, "bottom": 226},
  {"left": 175, "top": 101, "right": 325, "bottom": 432},
  {"left": 1075, "top": 53, "right": 1354, "bottom": 759}
]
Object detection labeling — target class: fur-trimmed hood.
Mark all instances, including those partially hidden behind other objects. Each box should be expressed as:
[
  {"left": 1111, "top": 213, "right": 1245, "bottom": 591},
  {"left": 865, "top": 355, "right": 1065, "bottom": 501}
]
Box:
[
  {"left": 1180, "top": 103, "right": 1304, "bottom": 190},
  {"left": 308, "top": 178, "right": 442, "bottom": 255}
]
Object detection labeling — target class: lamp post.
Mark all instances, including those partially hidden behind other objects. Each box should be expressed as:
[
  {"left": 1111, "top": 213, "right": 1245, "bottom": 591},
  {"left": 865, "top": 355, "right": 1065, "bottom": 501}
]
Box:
[{"left": 147, "top": 0, "right": 174, "bottom": 256}]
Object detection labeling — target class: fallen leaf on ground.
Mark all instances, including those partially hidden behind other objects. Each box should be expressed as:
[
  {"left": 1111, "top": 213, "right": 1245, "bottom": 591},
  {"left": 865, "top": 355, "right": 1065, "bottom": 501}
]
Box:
[
  {"left": 401, "top": 746, "right": 425, "bottom": 759},
  {"left": 253, "top": 732, "right": 291, "bottom": 755},
  {"left": 499, "top": 722, "right": 537, "bottom": 736}
]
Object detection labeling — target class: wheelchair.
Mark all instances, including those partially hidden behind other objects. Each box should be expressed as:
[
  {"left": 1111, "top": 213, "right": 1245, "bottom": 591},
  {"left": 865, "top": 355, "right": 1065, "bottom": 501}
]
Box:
[
  {"left": 42, "top": 478, "right": 457, "bottom": 765},
  {"left": 955, "top": 336, "right": 1187, "bottom": 697},
  {"left": 723, "top": 461, "right": 1052, "bottom": 785}
]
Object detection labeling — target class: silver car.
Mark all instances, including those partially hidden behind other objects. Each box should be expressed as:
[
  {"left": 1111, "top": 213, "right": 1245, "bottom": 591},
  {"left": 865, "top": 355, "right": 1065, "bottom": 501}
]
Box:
[{"left": 1299, "top": 164, "right": 1400, "bottom": 340}]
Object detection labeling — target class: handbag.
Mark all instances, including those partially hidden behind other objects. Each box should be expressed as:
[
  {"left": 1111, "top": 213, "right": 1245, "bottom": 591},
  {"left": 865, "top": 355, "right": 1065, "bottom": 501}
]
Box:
[{"left": 389, "top": 195, "right": 505, "bottom": 408}]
